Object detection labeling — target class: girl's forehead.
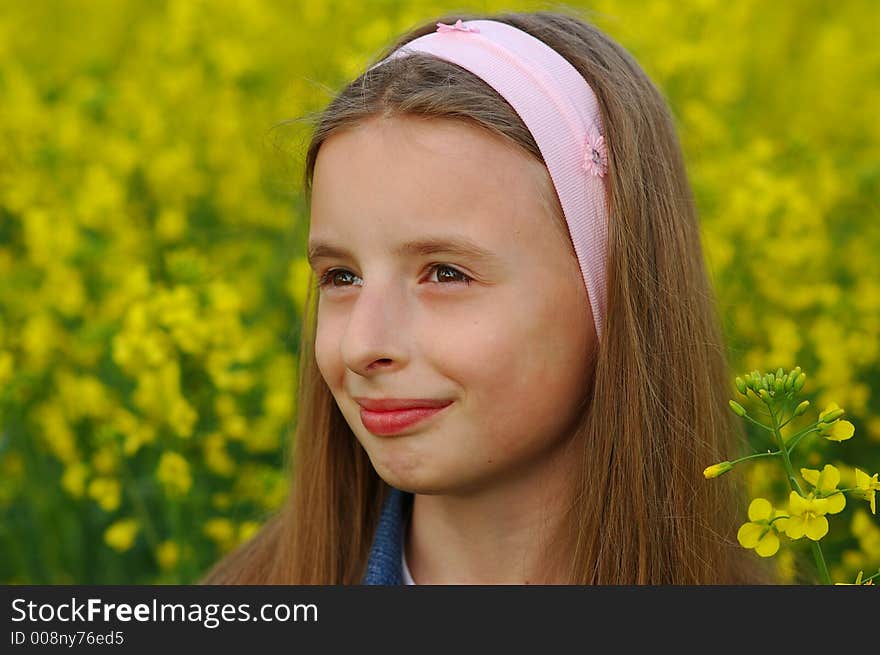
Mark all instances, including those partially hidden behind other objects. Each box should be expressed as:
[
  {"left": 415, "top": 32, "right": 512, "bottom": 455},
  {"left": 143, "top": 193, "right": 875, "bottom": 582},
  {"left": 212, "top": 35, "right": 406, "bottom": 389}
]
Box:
[
  {"left": 310, "top": 117, "right": 556, "bottom": 248},
  {"left": 316, "top": 116, "right": 544, "bottom": 193}
]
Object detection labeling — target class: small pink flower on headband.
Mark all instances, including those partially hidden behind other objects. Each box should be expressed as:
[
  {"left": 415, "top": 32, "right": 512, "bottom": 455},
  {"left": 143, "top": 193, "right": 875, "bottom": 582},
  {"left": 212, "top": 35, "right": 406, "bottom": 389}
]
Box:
[
  {"left": 436, "top": 19, "right": 480, "bottom": 34},
  {"left": 583, "top": 124, "right": 608, "bottom": 178}
]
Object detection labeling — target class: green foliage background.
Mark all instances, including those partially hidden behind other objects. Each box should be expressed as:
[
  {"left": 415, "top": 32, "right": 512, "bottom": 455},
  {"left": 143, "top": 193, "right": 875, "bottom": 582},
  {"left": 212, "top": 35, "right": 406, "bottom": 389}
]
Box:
[{"left": 1, "top": 0, "right": 878, "bottom": 583}]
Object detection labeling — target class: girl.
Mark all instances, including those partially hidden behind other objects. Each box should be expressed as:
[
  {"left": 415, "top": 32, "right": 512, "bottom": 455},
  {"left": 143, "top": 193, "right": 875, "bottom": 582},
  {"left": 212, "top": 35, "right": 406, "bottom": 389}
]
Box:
[{"left": 202, "top": 10, "right": 778, "bottom": 584}]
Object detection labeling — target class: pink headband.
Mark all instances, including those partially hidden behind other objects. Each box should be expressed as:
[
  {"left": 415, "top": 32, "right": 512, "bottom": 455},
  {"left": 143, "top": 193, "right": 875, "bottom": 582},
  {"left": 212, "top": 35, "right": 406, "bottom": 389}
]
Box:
[{"left": 367, "top": 18, "right": 609, "bottom": 341}]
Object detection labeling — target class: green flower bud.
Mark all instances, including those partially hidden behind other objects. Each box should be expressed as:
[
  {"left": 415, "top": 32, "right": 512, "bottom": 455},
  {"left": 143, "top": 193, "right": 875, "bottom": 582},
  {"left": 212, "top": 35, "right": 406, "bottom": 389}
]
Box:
[
  {"left": 759, "top": 388, "right": 771, "bottom": 402},
  {"left": 775, "top": 367, "right": 784, "bottom": 379},
  {"left": 794, "top": 372, "right": 806, "bottom": 391},
  {"left": 703, "top": 461, "right": 734, "bottom": 479},
  {"left": 729, "top": 400, "right": 747, "bottom": 417},
  {"left": 793, "top": 400, "right": 810, "bottom": 417},
  {"left": 763, "top": 374, "right": 773, "bottom": 390},
  {"left": 820, "top": 408, "right": 845, "bottom": 423},
  {"left": 735, "top": 377, "right": 747, "bottom": 395},
  {"left": 783, "top": 373, "right": 793, "bottom": 392},
  {"left": 774, "top": 377, "right": 785, "bottom": 394}
]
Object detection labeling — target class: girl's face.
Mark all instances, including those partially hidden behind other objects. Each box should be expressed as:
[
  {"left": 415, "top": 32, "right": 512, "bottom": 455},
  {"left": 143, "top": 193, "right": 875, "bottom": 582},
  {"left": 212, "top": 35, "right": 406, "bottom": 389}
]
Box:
[{"left": 309, "top": 115, "right": 596, "bottom": 495}]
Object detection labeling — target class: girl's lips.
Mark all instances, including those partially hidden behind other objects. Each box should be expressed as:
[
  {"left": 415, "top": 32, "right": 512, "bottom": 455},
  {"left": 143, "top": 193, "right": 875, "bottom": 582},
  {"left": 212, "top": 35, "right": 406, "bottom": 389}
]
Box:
[{"left": 359, "top": 402, "right": 452, "bottom": 436}]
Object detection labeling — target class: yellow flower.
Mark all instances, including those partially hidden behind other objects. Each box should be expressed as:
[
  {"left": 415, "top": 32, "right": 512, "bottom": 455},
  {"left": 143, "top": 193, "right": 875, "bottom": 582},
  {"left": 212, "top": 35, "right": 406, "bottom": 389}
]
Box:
[
  {"left": 104, "top": 518, "right": 140, "bottom": 552},
  {"left": 737, "top": 498, "right": 788, "bottom": 557},
  {"left": 800, "top": 464, "right": 846, "bottom": 514},
  {"left": 91, "top": 445, "right": 119, "bottom": 475},
  {"left": 156, "top": 207, "right": 187, "bottom": 242},
  {"left": 61, "top": 462, "right": 89, "bottom": 498},
  {"left": 156, "top": 451, "right": 192, "bottom": 496},
  {"left": 820, "top": 420, "right": 855, "bottom": 442},
  {"left": 168, "top": 398, "right": 197, "bottom": 438},
  {"left": 817, "top": 402, "right": 854, "bottom": 442},
  {"left": 853, "top": 468, "right": 880, "bottom": 514},
  {"left": 203, "top": 433, "right": 236, "bottom": 476},
  {"left": 203, "top": 518, "right": 235, "bottom": 549},
  {"left": 703, "top": 461, "right": 734, "bottom": 479},
  {"left": 156, "top": 540, "right": 180, "bottom": 570},
  {"left": 784, "top": 491, "right": 831, "bottom": 541},
  {"left": 88, "top": 476, "right": 121, "bottom": 512}
]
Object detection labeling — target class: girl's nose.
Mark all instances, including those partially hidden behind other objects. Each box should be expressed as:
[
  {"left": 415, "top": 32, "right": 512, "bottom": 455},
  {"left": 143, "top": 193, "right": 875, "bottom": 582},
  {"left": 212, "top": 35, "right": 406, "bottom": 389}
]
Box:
[{"left": 339, "top": 280, "right": 409, "bottom": 376}]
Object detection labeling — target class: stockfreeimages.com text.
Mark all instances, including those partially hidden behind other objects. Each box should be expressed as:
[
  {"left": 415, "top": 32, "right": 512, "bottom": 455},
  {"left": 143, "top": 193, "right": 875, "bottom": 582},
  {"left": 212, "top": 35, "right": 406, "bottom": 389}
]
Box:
[{"left": 11, "top": 597, "right": 317, "bottom": 630}]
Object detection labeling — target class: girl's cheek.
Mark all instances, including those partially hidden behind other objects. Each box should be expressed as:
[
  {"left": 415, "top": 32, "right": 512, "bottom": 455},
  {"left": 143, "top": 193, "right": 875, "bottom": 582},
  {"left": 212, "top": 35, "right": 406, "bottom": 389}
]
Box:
[{"left": 314, "top": 327, "right": 342, "bottom": 383}]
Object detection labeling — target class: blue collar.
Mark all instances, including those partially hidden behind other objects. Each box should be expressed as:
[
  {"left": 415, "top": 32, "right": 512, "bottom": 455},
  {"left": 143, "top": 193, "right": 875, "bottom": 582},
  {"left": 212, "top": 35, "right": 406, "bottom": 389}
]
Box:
[{"left": 362, "top": 487, "right": 413, "bottom": 584}]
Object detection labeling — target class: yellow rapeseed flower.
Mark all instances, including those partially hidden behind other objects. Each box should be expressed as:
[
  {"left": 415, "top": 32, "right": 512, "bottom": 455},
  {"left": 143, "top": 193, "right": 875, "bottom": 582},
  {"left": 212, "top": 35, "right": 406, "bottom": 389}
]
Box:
[
  {"left": 61, "top": 462, "right": 89, "bottom": 499},
  {"left": 817, "top": 402, "right": 854, "bottom": 442},
  {"left": 36, "top": 403, "right": 79, "bottom": 465},
  {"left": 156, "top": 540, "right": 180, "bottom": 570},
  {"left": 737, "top": 498, "right": 788, "bottom": 557},
  {"left": 203, "top": 518, "right": 235, "bottom": 548},
  {"left": 223, "top": 414, "right": 248, "bottom": 440},
  {"left": 703, "top": 461, "right": 734, "bottom": 479},
  {"left": 853, "top": 468, "right": 880, "bottom": 514},
  {"left": 203, "top": 433, "right": 236, "bottom": 477},
  {"left": 214, "top": 394, "right": 238, "bottom": 417},
  {"left": 820, "top": 420, "right": 855, "bottom": 442},
  {"left": 87, "top": 477, "right": 121, "bottom": 512},
  {"left": 122, "top": 423, "right": 157, "bottom": 457},
  {"left": 91, "top": 445, "right": 119, "bottom": 475},
  {"left": 784, "top": 491, "right": 831, "bottom": 541},
  {"left": 156, "top": 451, "right": 192, "bottom": 496},
  {"left": 168, "top": 398, "right": 197, "bottom": 438},
  {"left": 800, "top": 464, "right": 846, "bottom": 514},
  {"left": 156, "top": 207, "right": 187, "bottom": 242},
  {"left": 104, "top": 518, "right": 139, "bottom": 552}
]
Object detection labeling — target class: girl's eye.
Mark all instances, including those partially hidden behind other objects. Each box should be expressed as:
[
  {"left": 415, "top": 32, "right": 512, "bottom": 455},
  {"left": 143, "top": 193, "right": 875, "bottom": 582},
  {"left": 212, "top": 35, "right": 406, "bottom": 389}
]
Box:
[{"left": 315, "top": 264, "right": 472, "bottom": 289}]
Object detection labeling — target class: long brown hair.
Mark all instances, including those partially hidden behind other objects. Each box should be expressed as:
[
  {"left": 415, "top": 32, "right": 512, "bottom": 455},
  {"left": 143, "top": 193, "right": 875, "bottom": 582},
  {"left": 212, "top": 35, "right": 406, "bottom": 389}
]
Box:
[{"left": 201, "top": 9, "right": 778, "bottom": 584}]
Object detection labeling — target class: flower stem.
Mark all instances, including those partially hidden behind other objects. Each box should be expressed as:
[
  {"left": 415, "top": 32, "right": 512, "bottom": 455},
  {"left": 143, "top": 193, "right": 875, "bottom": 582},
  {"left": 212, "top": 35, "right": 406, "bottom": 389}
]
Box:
[
  {"left": 825, "top": 487, "right": 859, "bottom": 495},
  {"left": 731, "top": 451, "right": 780, "bottom": 465},
  {"left": 767, "top": 401, "right": 832, "bottom": 585},
  {"left": 777, "top": 396, "right": 799, "bottom": 429},
  {"left": 741, "top": 412, "right": 776, "bottom": 433}
]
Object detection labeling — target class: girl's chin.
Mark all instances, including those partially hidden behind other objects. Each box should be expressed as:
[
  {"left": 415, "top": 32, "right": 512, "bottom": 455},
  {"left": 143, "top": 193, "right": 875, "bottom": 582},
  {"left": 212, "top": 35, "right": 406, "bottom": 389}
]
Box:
[
  {"left": 371, "top": 462, "right": 453, "bottom": 495},
  {"left": 373, "top": 462, "right": 494, "bottom": 497}
]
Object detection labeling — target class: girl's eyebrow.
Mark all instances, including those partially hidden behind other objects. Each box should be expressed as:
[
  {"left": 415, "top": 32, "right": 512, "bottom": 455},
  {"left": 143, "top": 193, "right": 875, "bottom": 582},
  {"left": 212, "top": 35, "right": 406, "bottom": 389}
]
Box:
[{"left": 307, "top": 235, "right": 499, "bottom": 268}]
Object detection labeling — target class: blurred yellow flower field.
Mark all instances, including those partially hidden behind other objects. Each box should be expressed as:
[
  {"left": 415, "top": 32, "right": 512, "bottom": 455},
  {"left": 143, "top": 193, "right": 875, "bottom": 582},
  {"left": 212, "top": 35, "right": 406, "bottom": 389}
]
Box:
[{"left": 0, "top": 0, "right": 878, "bottom": 583}]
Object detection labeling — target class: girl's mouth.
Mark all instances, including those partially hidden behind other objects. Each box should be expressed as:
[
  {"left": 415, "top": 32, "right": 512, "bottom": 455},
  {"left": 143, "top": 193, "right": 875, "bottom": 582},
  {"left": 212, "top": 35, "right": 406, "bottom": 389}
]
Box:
[{"left": 359, "top": 402, "right": 453, "bottom": 436}]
